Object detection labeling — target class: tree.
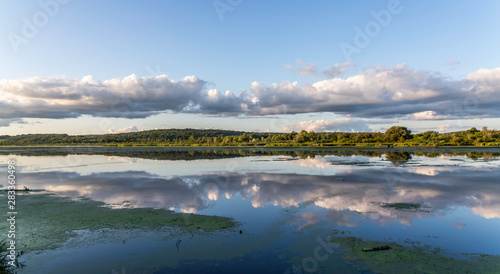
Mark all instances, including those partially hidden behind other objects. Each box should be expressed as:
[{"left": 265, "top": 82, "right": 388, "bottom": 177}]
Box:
[
  {"left": 420, "top": 131, "right": 438, "bottom": 140},
  {"left": 295, "top": 131, "right": 308, "bottom": 143},
  {"left": 467, "top": 127, "right": 479, "bottom": 134},
  {"left": 385, "top": 126, "right": 412, "bottom": 142}
]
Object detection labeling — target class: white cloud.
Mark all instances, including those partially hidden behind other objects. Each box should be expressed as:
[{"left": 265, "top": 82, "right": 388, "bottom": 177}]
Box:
[
  {"left": 437, "top": 123, "right": 473, "bottom": 133},
  {"left": 244, "top": 64, "right": 500, "bottom": 119},
  {"left": 283, "top": 118, "right": 371, "bottom": 132},
  {"left": 199, "top": 89, "right": 245, "bottom": 114},
  {"left": 0, "top": 74, "right": 209, "bottom": 119},
  {"left": 284, "top": 60, "right": 317, "bottom": 77},
  {"left": 108, "top": 126, "right": 139, "bottom": 134},
  {"left": 322, "top": 62, "right": 355, "bottom": 78},
  {"left": 1, "top": 65, "right": 500, "bottom": 123},
  {"left": 409, "top": 111, "right": 449, "bottom": 120}
]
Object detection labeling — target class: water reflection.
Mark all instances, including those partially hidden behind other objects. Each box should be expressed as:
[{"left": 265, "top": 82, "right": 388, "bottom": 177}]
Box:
[
  {"left": 2, "top": 148, "right": 500, "bottom": 272},
  {"left": 384, "top": 152, "right": 412, "bottom": 164},
  {"left": 19, "top": 166, "right": 500, "bottom": 225},
  {"left": 1, "top": 146, "right": 499, "bottom": 163}
]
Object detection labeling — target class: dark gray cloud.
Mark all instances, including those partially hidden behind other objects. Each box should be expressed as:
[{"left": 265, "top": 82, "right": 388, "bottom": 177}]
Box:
[
  {"left": 0, "top": 118, "right": 26, "bottom": 127},
  {"left": 1, "top": 65, "right": 500, "bottom": 122}
]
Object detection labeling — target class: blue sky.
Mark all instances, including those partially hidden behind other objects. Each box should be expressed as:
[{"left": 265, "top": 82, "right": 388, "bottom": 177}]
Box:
[{"left": 1, "top": 0, "right": 500, "bottom": 135}]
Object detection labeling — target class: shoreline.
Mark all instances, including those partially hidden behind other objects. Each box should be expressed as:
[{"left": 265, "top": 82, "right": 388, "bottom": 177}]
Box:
[{"left": 0, "top": 145, "right": 499, "bottom": 148}]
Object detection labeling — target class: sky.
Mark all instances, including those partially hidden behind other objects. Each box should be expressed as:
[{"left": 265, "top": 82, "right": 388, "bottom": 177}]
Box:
[{"left": 1, "top": 0, "right": 500, "bottom": 135}]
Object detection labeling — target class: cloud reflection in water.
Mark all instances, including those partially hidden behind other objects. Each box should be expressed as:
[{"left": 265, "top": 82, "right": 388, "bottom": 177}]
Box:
[{"left": 21, "top": 166, "right": 500, "bottom": 225}]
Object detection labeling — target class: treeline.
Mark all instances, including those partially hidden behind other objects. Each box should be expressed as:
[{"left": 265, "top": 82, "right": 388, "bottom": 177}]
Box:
[
  {"left": 0, "top": 129, "right": 244, "bottom": 146},
  {"left": 0, "top": 126, "right": 499, "bottom": 147}
]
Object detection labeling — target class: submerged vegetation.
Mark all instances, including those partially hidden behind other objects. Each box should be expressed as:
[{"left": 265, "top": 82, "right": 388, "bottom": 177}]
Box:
[{"left": 1, "top": 126, "right": 500, "bottom": 147}]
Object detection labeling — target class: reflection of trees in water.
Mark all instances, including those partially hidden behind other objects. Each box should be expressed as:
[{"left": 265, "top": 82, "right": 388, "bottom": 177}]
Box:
[
  {"left": 413, "top": 151, "right": 499, "bottom": 160},
  {"left": 384, "top": 152, "right": 412, "bottom": 163},
  {"left": 0, "top": 147, "right": 498, "bottom": 162}
]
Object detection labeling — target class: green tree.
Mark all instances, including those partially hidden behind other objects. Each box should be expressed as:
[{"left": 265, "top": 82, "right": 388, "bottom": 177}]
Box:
[
  {"left": 295, "top": 130, "right": 308, "bottom": 143},
  {"left": 385, "top": 126, "right": 412, "bottom": 142}
]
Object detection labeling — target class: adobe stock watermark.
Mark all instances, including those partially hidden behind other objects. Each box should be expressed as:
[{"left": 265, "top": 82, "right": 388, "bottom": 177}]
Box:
[
  {"left": 339, "top": 0, "right": 403, "bottom": 62},
  {"left": 213, "top": 0, "right": 243, "bottom": 21},
  {"left": 7, "top": 0, "right": 71, "bottom": 54},
  {"left": 6, "top": 160, "right": 21, "bottom": 269},
  {"left": 284, "top": 236, "right": 334, "bottom": 273}
]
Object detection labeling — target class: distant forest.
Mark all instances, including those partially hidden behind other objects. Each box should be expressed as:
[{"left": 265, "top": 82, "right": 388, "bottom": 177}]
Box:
[{"left": 0, "top": 126, "right": 499, "bottom": 147}]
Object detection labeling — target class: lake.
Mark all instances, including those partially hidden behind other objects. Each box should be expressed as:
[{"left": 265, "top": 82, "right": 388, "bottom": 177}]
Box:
[{"left": 1, "top": 147, "right": 500, "bottom": 273}]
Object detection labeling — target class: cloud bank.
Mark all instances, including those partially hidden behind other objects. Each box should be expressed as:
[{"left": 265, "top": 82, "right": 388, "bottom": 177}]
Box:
[{"left": 1, "top": 64, "right": 500, "bottom": 127}]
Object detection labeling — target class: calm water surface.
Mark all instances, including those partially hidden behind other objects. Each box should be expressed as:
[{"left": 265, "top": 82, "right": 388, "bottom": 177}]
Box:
[{"left": 0, "top": 147, "right": 499, "bottom": 273}]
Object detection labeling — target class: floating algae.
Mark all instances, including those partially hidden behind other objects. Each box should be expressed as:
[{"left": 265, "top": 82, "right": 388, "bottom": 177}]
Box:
[
  {"left": 0, "top": 193, "right": 239, "bottom": 252},
  {"left": 326, "top": 233, "right": 500, "bottom": 273}
]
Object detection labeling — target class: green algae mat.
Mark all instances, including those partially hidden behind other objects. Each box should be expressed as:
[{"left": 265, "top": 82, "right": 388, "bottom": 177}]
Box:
[
  {"left": 0, "top": 192, "right": 239, "bottom": 252},
  {"left": 327, "top": 231, "right": 500, "bottom": 273}
]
